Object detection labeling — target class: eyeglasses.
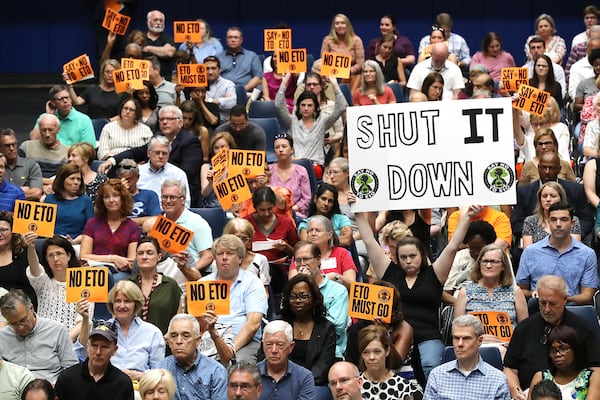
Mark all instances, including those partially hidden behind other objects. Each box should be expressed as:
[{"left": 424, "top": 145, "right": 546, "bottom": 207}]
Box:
[
  {"left": 159, "top": 117, "right": 179, "bottom": 122},
  {"left": 294, "top": 256, "right": 315, "bottom": 265},
  {"left": 8, "top": 312, "right": 33, "bottom": 328},
  {"left": 161, "top": 195, "right": 184, "bottom": 201},
  {"left": 150, "top": 150, "right": 169, "bottom": 156},
  {"left": 305, "top": 82, "right": 320, "bottom": 87},
  {"left": 480, "top": 259, "right": 503, "bottom": 266},
  {"left": 328, "top": 376, "right": 359, "bottom": 387},
  {"left": 431, "top": 25, "right": 445, "bottom": 33},
  {"left": 549, "top": 345, "right": 572, "bottom": 356},
  {"left": 289, "top": 293, "right": 312, "bottom": 302},
  {"left": 53, "top": 96, "right": 70, "bottom": 102},
  {"left": 0, "top": 227, "right": 11, "bottom": 235},
  {"left": 540, "top": 325, "right": 552, "bottom": 345},
  {"left": 0, "top": 142, "right": 17, "bottom": 148},
  {"left": 232, "top": 56, "right": 237, "bottom": 67},
  {"left": 536, "top": 140, "right": 553, "bottom": 146},
  {"left": 228, "top": 383, "right": 257, "bottom": 391}
]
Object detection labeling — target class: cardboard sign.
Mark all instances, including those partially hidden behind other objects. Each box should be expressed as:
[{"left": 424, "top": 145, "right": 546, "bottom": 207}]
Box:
[
  {"left": 512, "top": 84, "right": 551, "bottom": 116},
  {"left": 112, "top": 68, "right": 145, "bottom": 93},
  {"left": 264, "top": 29, "right": 292, "bottom": 52},
  {"left": 213, "top": 173, "right": 253, "bottom": 210},
  {"left": 347, "top": 98, "right": 516, "bottom": 211},
  {"left": 186, "top": 281, "right": 230, "bottom": 316},
  {"left": 500, "top": 68, "right": 529, "bottom": 93},
  {"left": 469, "top": 311, "right": 513, "bottom": 342},
  {"left": 102, "top": 8, "right": 131, "bottom": 36},
  {"left": 228, "top": 150, "right": 266, "bottom": 178},
  {"left": 120, "top": 58, "right": 150, "bottom": 80},
  {"left": 321, "top": 52, "right": 351, "bottom": 79},
  {"left": 66, "top": 267, "right": 109, "bottom": 303},
  {"left": 148, "top": 215, "right": 195, "bottom": 254},
  {"left": 211, "top": 147, "right": 229, "bottom": 184},
  {"left": 63, "top": 54, "right": 95, "bottom": 85},
  {"left": 276, "top": 49, "right": 307, "bottom": 74},
  {"left": 348, "top": 282, "right": 394, "bottom": 323},
  {"left": 173, "top": 21, "right": 202, "bottom": 43},
  {"left": 177, "top": 64, "right": 208, "bottom": 87},
  {"left": 12, "top": 200, "right": 57, "bottom": 238}
]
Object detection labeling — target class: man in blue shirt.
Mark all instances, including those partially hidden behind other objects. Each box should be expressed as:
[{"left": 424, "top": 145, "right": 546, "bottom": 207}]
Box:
[
  {"left": 258, "top": 320, "right": 315, "bottom": 400},
  {"left": 0, "top": 154, "right": 25, "bottom": 213},
  {"left": 159, "top": 314, "right": 228, "bottom": 400},
  {"left": 424, "top": 315, "right": 510, "bottom": 400},
  {"left": 217, "top": 27, "right": 262, "bottom": 92}
]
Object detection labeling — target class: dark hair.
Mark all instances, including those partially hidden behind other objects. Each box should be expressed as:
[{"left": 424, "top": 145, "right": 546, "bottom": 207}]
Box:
[
  {"left": 482, "top": 32, "right": 502, "bottom": 54},
  {"left": 134, "top": 81, "right": 159, "bottom": 109},
  {"left": 381, "top": 14, "right": 397, "bottom": 32},
  {"left": 21, "top": 379, "right": 56, "bottom": 400},
  {"left": 396, "top": 236, "right": 429, "bottom": 271},
  {"left": 295, "top": 91, "right": 320, "bottom": 120},
  {"left": 230, "top": 104, "right": 248, "bottom": 118},
  {"left": 252, "top": 186, "right": 276, "bottom": 208},
  {"left": 421, "top": 72, "right": 444, "bottom": 100},
  {"left": 546, "top": 325, "right": 586, "bottom": 374},
  {"left": 41, "top": 235, "right": 80, "bottom": 278},
  {"left": 528, "top": 35, "right": 545, "bottom": 47},
  {"left": 357, "top": 324, "right": 397, "bottom": 371},
  {"left": 280, "top": 274, "right": 327, "bottom": 323},
  {"left": 589, "top": 48, "right": 600, "bottom": 65},
  {"left": 307, "top": 183, "right": 341, "bottom": 218},
  {"left": 294, "top": 240, "right": 321, "bottom": 258},
  {"left": 530, "top": 54, "right": 558, "bottom": 92},
  {"left": 0, "top": 212, "right": 26, "bottom": 253},
  {"left": 52, "top": 163, "right": 85, "bottom": 200},
  {"left": 273, "top": 133, "right": 293, "bottom": 147},
  {"left": 95, "top": 179, "right": 134, "bottom": 219},
  {"left": 584, "top": 5, "right": 600, "bottom": 18},
  {"left": 119, "top": 97, "right": 142, "bottom": 122},
  {"left": 137, "top": 235, "right": 161, "bottom": 253},
  {"left": 304, "top": 72, "right": 328, "bottom": 104},
  {"left": 180, "top": 99, "right": 207, "bottom": 135},
  {"left": 48, "top": 84, "right": 69, "bottom": 100},
  {"left": 548, "top": 201, "right": 574, "bottom": 218},
  {"left": 431, "top": 25, "right": 446, "bottom": 37},
  {"left": 530, "top": 379, "right": 562, "bottom": 400},
  {"left": 203, "top": 55, "right": 221, "bottom": 68},
  {"left": 463, "top": 220, "right": 497, "bottom": 244}
]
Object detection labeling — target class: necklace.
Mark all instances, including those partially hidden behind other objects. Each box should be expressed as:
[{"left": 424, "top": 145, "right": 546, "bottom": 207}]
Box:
[{"left": 295, "top": 321, "right": 313, "bottom": 337}]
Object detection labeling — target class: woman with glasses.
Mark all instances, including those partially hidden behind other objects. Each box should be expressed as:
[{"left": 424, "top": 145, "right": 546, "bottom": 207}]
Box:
[
  {"left": 280, "top": 274, "right": 336, "bottom": 400},
  {"left": 522, "top": 182, "right": 581, "bottom": 248},
  {"left": 80, "top": 179, "right": 140, "bottom": 281},
  {"left": 417, "top": 26, "right": 457, "bottom": 64},
  {"left": 97, "top": 97, "right": 153, "bottom": 161},
  {"left": 268, "top": 134, "right": 311, "bottom": 219},
  {"left": 28, "top": 235, "right": 93, "bottom": 341},
  {"left": 358, "top": 324, "right": 423, "bottom": 400},
  {"left": 352, "top": 60, "right": 395, "bottom": 106},
  {"left": 528, "top": 325, "right": 600, "bottom": 399},
  {"left": 454, "top": 244, "right": 528, "bottom": 347}
]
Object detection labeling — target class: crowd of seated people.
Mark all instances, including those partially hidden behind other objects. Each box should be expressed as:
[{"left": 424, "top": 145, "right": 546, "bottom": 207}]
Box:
[{"left": 5, "top": 7, "right": 600, "bottom": 400}]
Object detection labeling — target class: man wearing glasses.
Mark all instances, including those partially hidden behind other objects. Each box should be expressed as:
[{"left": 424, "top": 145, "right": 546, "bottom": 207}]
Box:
[
  {"left": 227, "top": 361, "right": 263, "bottom": 400},
  {"left": 504, "top": 275, "right": 600, "bottom": 400},
  {"left": 214, "top": 105, "right": 266, "bottom": 151},
  {"left": 203, "top": 56, "right": 237, "bottom": 124},
  {"left": 258, "top": 320, "right": 315, "bottom": 400},
  {"left": 0, "top": 290, "right": 78, "bottom": 384},
  {"left": 327, "top": 361, "right": 363, "bottom": 400},
  {"left": 54, "top": 320, "right": 133, "bottom": 400},
  {"left": 0, "top": 154, "right": 25, "bottom": 212},
  {"left": 29, "top": 84, "right": 95, "bottom": 147},
  {"left": 293, "top": 241, "right": 349, "bottom": 359},
  {"left": 0, "top": 128, "right": 43, "bottom": 201}
]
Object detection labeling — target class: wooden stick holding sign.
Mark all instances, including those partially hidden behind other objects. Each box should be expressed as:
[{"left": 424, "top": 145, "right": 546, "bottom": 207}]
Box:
[
  {"left": 228, "top": 149, "right": 266, "bottom": 178},
  {"left": 276, "top": 49, "right": 307, "bottom": 74},
  {"left": 321, "top": 52, "right": 351, "bottom": 79},
  {"left": 177, "top": 64, "right": 208, "bottom": 87},
  {"left": 66, "top": 267, "right": 109, "bottom": 303},
  {"left": 469, "top": 311, "right": 513, "bottom": 342},
  {"left": 112, "top": 68, "right": 145, "bottom": 93},
  {"left": 264, "top": 29, "right": 292, "bottom": 52},
  {"left": 213, "top": 173, "right": 253, "bottom": 210},
  {"left": 348, "top": 282, "right": 394, "bottom": 323},
  {"left": 12, "top": 200, "right": 57, "bottom": 237},
  {"left": 102, "top": 8, "right": 131, "bottom": 36},
  {"left": 186, "top": 281, "right": 230, "bottom": 316},
  {"left": 63, "top": 54, "right": 95, "bottom": 85},
  {"left": 500, "top": 67, "right": 529, "bottom": 93},
  {"left": 512, "top": 84, "right": 550, "bottom": 116},
  {"left": 148, "top": 215, "right": 195, "bottom": 254},
  {"left": 173, "top": 21, "right": 202, "bottom": 43}
]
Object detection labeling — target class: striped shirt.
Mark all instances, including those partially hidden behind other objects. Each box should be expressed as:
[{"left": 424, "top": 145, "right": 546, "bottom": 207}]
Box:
[{"left": 97, "top": 121, "right": 153, "bottom": 160}]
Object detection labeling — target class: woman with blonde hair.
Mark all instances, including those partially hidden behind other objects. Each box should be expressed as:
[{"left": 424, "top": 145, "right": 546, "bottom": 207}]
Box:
[
  {"left": 138, "top": 369, "right": 177, "bottom": 400},
  {"left": 523, "top": 14, "right": 567, "bottom": 64},
  {"left": 321, "top": 13, "right": 365, "bottom": 90},
  {"left": 352, "top": 60, "right": 395, "bottom": 106},
  {"left": 68, "top": 142, "right": 108, "bottom": 201}
]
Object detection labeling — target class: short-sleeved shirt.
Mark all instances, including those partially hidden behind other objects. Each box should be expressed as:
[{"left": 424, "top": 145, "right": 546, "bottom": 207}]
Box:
[
  {"left": 406, "top": 59, "right": 465, "bottom": 100},
  {"left": 258, "top": 359, "right": 316, "bottom": 400},
  {"left": 44, "top": 194, "right": 94, "bottom": 238},
  {"left": 174, "top": 208, "right": 213, "bottom": 264},
  {"left": 4, "top": 157, "right": 43, "bottom": 190},
  {"left": 54, "top": 360, "right": 134, "bottom": 400},
  {"left": 447, "top": 207, "right": 512, "bottom": 246},
  {"left": 83, "top": 217, "right": 140, "bottom": 257},
  {"left": 18, "top": 140, "right": 69, "bottom": 178},
  {"left": 130, "top": 189, "right": 162, "bottom": 218},
  {"left": 144, "top": 32, "right": 176, "bottom": 79},
  {"left": 214, "top": 121, "right": 266, "bottom": 151},
  {"left": 34, "top": 108, "right": 95, "bottom": 147},
  {"left": 217, "top": 47, "right": 263, "bottom": 87}
]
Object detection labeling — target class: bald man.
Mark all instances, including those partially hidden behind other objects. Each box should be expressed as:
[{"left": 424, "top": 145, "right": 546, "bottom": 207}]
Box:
[
  {"left": 328, "top": 362, "right": 363, "bottom": 400},
  {"left": 407, "top": 42, "right": 464, "bottom": 100}
]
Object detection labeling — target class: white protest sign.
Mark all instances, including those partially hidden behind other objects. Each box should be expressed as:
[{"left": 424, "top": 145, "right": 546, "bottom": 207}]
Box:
[{"left": 347, "top": 98, "right": 516, "bottom": 212}]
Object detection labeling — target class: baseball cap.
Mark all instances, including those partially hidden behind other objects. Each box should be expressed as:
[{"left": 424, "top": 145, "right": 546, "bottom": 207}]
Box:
[{"left": 90, "top": 320, "right": 118, "bottom": 343}]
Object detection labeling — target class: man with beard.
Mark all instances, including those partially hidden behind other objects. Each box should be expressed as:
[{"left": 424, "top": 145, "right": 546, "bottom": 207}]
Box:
[{"left": 143, "top": 10, "right": 176, "bottom": 80}]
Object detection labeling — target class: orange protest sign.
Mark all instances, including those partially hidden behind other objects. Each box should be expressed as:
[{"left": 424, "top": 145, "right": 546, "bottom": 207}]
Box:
[
  {"left": 469, "top": 311, "right": 513, "bottom": 342},
  {"left": 173, "top": 21, "right": 202, "bottom": 43},
  {"left": 512, "top": 84, "right": 551, "bottom": 116},
  {"left": 63, "top": 54, "right": 95, "bottom": 85},
  {"left": 348, "top": 282, "right": 394, "bottom": 323},
  {"left": 177, "top": 64, "right": 208, "bottom": 87},
  {"left": 102, "top": 8, "right": 131, "bottom": 36},
  {"left": 120, "top": 58, "right": 150, "bottom": 81},
  {"left": 276, "top": 49, "right": 307, "bottom": 74},
  {"left": 148, "top": 215, "right": 195, "bottom": 254},
  {"left": 12, "top": 200, "right": 57, "bottom": 238},
  {"left": 66, "top": 267, "right": 109, "bottom": 303},
  {"left": 264, "top": 29, "right": 292, "bottom": 52},
  {"left": 112, "top": 68, "right": 145, "bottom": 93},
  {"left": 213, "top": 173, "right": 253, "bottom": 210},
  {"left": 186, "top": 281, "right": 230, "bottom": 316},
  {"left": 211, "top": 147, "right": 229, "bottom": 184},
  {"left": 228, "top": 150, "right": 266, "bottom": 178},
  {"left": 420, "top": 41, "right": 449, "bottom": 59},
  {"left": 321, "top": 52, "right": 351, "bottom": 79},
  {"left": 500, "top": 68, "right": 529, "bottom": 93}
]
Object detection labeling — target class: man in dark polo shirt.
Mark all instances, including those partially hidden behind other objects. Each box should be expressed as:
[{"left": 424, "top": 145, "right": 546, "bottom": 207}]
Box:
[{"left": 54, "top": 320, "right": 133, "bottom": 400}]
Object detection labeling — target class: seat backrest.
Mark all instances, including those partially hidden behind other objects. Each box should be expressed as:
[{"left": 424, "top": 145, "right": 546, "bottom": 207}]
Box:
[
  {"left": 189, "top": 207, "right": 229, "bottom": 238},
  {"left": 338, "top": 83, "right": 353, "bottom": 106},
  {"left": 441, "top": 345, "right": 503, "bottom": 370},
  {"left": 386, "top": 82, "right": 406, "bottom": 103},
  {"left": 248, "top": 117, "right": 282, "bottom": 164},
  {"left": 248, "top": 100, "right": 278, "bottom": 119},
  {"left": 235, "top": 84, "right": 248, "bottom": 106},
  {"left": 306, "top": 53, "right": 314, "bottom": 73},
  {"left": 92, "top": 118, "right": 109, "bottom": 141},
  {"left": 566, "top": 305, "right": 600, "bottom": 334}
]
